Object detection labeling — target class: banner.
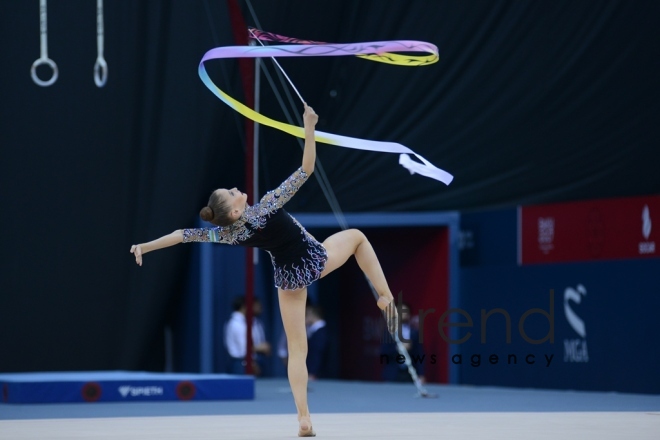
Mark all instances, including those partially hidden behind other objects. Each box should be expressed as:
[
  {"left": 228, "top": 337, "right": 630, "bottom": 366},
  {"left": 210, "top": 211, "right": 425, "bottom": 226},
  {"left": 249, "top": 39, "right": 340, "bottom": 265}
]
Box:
[{"left": 518, "top": 195, "right": 659, "bottom": 265}]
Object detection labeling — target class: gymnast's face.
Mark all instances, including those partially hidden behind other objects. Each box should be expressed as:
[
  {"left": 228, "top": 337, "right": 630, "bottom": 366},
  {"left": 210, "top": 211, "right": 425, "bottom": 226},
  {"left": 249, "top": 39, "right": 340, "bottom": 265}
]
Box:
[{"left": 216, "top": 187, "right": 248, "bottom": 219}]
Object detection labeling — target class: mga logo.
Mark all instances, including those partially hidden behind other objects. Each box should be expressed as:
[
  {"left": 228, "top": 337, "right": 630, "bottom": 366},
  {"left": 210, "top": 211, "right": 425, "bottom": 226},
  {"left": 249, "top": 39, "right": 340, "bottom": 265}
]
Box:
[
  {"left": 639, "top": 205, "right": 655, "bottom": 255},
  {"left": 563, "top": 284, "right": 588, "bottom": 363}
]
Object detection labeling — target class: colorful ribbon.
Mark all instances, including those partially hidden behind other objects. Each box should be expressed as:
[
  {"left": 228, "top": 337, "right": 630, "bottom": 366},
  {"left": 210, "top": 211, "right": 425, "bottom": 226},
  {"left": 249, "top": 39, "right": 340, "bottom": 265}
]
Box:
[{"left": 198, "top": 29, "right": 453, "bottom": 185}]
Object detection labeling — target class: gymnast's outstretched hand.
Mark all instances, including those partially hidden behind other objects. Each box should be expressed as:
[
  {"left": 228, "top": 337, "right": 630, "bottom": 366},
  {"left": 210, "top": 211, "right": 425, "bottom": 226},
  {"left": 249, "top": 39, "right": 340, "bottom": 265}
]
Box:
[
  {"left": 129, "top": 230, "right": 183, "bottom": 267},
  {"left": 130, "top": 244, "right": 143, "bottom": 266}
]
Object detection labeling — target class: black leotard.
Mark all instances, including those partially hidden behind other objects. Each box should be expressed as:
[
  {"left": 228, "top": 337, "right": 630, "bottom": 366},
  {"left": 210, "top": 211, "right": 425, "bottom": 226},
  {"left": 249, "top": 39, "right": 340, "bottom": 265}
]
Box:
[{"left": 182, "top": 167, "right": 328, "bottom": 290}]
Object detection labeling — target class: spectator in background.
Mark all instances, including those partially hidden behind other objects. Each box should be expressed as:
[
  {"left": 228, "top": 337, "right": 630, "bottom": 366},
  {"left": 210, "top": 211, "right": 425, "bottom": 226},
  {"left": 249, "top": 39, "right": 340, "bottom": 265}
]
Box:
[
  {"left": 305, "top": 304, "right": 328, "bottom": 380},
  {"left": 380, "top": 302, "right": 426, "bottom": 383},
  {"left": 224, "top": 296, "right": 271, "bottom": 376}
]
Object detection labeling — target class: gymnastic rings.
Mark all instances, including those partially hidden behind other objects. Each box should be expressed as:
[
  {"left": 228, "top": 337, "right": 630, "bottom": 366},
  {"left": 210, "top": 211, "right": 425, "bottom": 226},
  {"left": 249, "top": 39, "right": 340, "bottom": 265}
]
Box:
[
  {"left": 31, "top": 0, "right": 58, "bottom": 87},
  {"left": 30, "top": 0, "right": 109, "bottom": 87},
  {"left": 94, "top": 0, "right": 108, "bottom": 87}
]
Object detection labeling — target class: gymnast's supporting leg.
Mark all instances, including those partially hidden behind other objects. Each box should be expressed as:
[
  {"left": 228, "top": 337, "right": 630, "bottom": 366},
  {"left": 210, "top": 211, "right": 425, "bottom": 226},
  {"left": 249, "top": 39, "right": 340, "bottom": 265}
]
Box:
[{"left": 278, "top": 287, "right": 315, "bottom": 437}]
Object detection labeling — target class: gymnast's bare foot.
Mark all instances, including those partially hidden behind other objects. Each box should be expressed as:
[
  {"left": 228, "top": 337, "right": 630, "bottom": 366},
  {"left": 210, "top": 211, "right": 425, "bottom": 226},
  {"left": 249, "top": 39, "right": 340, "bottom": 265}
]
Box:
[
  {"left": 298, "top": 415, "right": 316, "bottom": 437},
  {"left": 377, "top": 296, "right": 398, "bottom": 336}
]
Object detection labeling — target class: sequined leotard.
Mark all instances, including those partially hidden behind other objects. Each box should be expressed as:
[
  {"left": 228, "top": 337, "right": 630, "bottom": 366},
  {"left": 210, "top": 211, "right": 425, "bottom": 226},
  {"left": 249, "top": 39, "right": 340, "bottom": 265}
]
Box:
[{"left": 182, "top": 167, "right": 328, "bottom": 290}]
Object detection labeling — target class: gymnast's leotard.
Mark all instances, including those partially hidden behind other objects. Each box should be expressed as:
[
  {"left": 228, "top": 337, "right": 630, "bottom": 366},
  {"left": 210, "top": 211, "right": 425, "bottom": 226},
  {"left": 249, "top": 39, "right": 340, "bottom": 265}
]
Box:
[{"left": 182, "top": 167, "right": 328, "bottom": 290}]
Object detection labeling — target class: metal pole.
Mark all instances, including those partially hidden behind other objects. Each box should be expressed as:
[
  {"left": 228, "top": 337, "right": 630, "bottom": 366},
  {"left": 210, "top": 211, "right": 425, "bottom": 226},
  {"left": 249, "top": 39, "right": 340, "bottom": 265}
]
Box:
[{"left": 253, "top": 57, "right": 260, "bottom": 265}]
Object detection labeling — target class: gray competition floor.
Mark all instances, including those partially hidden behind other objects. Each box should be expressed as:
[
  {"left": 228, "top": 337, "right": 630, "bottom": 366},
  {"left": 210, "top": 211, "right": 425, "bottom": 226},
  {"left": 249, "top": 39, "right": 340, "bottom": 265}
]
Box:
[{"left": 1, "top": 379, "right": 659, "bottom": 439}]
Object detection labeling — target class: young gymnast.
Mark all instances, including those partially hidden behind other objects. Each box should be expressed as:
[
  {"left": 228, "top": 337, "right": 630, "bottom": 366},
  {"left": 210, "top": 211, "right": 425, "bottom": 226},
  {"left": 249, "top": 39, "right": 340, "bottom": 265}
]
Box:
[{"left": 130, "top": 103, "right": 397, "bottom": 437}]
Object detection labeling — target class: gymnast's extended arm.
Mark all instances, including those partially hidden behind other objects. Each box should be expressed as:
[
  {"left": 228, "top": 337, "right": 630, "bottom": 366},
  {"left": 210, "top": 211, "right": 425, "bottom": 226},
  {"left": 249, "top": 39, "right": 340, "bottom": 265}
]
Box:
[{"left": 130, "top": 230, "right": 183, "bottom": 266}]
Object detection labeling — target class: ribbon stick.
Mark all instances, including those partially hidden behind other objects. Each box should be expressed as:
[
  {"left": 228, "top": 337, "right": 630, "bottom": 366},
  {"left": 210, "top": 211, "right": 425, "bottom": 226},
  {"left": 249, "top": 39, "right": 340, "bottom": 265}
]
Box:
[
  {"left": 199, "top": 29, "right": 453, "bottom": 185},
  {"left": 248, "top": 28, "right": 306, "bottom": 104}
]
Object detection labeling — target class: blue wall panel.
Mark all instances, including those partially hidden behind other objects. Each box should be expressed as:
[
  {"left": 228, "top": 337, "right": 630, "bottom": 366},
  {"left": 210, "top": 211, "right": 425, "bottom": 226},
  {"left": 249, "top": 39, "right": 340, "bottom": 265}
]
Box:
[{"left": 459, "top": 209, "right": 660, "bottom": 394}]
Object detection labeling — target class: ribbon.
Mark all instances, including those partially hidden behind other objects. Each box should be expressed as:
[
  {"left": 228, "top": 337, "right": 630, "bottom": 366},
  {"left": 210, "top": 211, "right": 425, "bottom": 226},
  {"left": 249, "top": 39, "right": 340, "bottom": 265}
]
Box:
[{"left": 198, "top": 29, "right": 453, "bottom": 185}]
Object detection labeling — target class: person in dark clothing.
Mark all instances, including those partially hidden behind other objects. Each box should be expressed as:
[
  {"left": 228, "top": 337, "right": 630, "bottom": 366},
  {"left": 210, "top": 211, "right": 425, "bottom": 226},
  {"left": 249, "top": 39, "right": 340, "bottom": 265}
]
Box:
[
  {"left": 305, "top": 304, "right": 328, "bottom": 380},
  {"left": 380, "top": 302, "right": 426, "bottom": 383}
]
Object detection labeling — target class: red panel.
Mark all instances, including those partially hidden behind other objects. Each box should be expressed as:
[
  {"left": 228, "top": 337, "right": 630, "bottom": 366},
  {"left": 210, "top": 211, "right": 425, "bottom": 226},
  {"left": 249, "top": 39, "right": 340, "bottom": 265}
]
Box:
[
  {"left": 338, "top": 227, "right": 450, "bottom": 383},
  {"left": 226, "top": 0, "right": 256, "bottom": 374},
  {"left": 519, "top": 195, "right": 659, "bottom": 265}
]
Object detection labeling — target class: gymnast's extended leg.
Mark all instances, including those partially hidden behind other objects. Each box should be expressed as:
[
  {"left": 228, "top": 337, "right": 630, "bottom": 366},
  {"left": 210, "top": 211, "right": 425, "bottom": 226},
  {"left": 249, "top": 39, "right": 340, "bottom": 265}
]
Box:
[
  {"left": 278, "top": 287, "right": 315, "bottom": 437},
  {"left": 320, "top": 229, "right": 395, "bottom": 309}
]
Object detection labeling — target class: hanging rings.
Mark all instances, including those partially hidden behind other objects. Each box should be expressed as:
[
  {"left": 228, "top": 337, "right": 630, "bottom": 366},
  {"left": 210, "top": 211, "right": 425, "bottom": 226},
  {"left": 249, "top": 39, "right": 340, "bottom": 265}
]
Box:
[
  {"left": 31, "top": 0, "right": 109, "bottom": 87},
  {"left": 31, "top": 0, "right": 58, "bottom": 87},
  {"left": 94, "top": 0, "right": 108, "bottom": 87}
]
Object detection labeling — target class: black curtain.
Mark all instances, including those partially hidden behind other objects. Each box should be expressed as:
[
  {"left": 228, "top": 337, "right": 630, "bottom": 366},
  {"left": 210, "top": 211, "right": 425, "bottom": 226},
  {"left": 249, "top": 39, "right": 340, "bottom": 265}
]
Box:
[
  {"left": 1, "top": 0, "right": 658, "bottom": 372},
  {"left": 250, "top": 0, "right": 660, "bottom": 211},
  {"left": 0, "top": 1, "right": 244, "bottom": 372}
]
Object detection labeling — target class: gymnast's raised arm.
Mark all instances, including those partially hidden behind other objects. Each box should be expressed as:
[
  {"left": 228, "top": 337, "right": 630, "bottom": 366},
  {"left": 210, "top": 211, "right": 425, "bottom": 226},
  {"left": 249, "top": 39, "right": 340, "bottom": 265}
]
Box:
[
  {"left": 256, "top": 104, "right": 318, "bottom": 211},
  {"left": 301, "top": 103, "right": 318, "bottom": 175}
]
